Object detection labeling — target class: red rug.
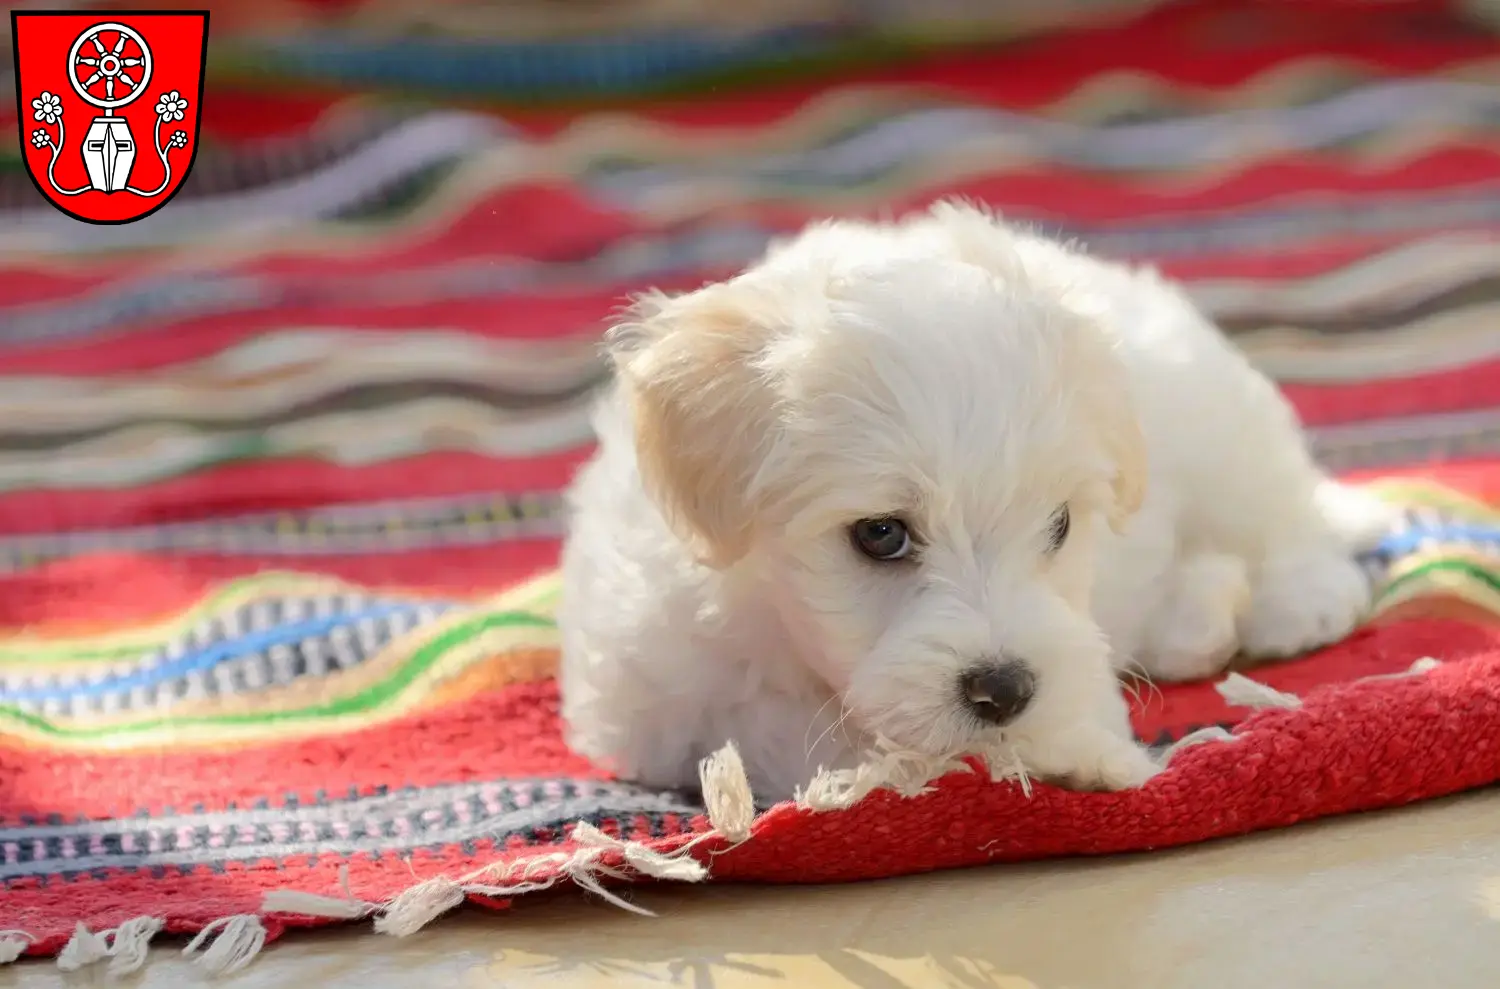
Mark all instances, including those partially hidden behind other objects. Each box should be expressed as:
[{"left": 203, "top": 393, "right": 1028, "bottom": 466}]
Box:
[{"left": 3, "top": 0, "right": 1500, "bottom": 974}]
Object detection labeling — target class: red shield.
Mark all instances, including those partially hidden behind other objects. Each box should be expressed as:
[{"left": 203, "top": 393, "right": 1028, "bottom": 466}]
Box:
[{"left": 11, "top": 10, "right": 208, "bottom": 224}]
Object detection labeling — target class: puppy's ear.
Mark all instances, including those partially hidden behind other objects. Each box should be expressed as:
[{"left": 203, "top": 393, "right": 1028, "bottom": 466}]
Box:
[{"left": 607, "top": 286, "right": 781, "bottom": 568}]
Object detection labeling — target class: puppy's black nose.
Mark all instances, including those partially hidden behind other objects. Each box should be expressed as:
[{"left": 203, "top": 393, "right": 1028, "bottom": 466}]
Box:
[{"left": 961, "top": 661, "right": 1036, "bottom": 726}]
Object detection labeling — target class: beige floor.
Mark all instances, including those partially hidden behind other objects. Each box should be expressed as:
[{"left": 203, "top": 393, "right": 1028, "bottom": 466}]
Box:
[{"left": 8, "top": 788, "right": 1500, "bottom": 988}]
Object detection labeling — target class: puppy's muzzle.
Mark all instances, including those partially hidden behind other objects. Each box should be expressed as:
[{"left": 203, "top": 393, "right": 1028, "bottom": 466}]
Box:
[{"left": 961, "top": 660, "right": 1036, "bottom": 726}]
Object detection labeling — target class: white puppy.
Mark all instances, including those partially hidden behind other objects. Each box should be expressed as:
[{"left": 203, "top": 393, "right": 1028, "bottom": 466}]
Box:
[{"left": 557, "top": 201, "right": 1390, "bottom": 800}]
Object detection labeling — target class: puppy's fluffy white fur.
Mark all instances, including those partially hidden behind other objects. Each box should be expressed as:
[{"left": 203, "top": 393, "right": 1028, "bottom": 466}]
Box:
[{"left": 558, "top": 202, "right": 1390, "bottom": 799}]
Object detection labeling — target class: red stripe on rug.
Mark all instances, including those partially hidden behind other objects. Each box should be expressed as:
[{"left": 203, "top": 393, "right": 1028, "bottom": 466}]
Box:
[
  {"left": 0, "top": 183, "right": 637, "bottom": 304},
  {"left": 0, "top": 682, "right": 599, "bottom": 823},
  {"left": 1285, "top": 357, "right": 1500, "bottom": 428},
  {"left": 0, "top": 295, "right": 652, "bottom": 374},
  {"left": 0, "top": 451, "right": 591, "bottom": 536},
  {"left": 1341, "top": 457, "right": 1500, "bottom": 500}
]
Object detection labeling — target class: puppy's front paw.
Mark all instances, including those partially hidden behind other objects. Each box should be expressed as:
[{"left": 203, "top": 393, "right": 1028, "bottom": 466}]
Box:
[
  {"left": 1142, "top": 552, "right": 1251, "bottom": 682},
  {"left": 1011, "top": 725, "right": 1161, "bottom": 792},
  {"left": 1240, "top": 546, "right": 1371, "bottom": 659}
]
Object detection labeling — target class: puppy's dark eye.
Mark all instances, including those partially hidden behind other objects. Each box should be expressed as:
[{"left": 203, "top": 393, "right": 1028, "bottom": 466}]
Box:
[
  {"left": 851, "top": 517, "right": 913, "bottom": 562},
  {"left": 1047, "top": 504, "right": 1070, "bottom": 552}
]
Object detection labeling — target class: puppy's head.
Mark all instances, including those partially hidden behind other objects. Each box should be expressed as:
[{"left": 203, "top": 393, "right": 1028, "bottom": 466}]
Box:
[{"left": 609, "top": 207, "right": 1146, "bottom": 756}]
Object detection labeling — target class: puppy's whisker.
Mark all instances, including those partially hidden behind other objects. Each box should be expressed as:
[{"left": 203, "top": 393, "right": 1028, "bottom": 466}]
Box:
[
  {"left": 803, "top": 694, "right": 841, "bottom": 757},
  {"left": 807, "top": 703, "right": 854, "bottom": 764},
  {"left": 1137, "top": 672, "right": 1165, "bottom": 710},
  {"left": 1119, "top": 662, "right": 1164, "bottom": 710},
  {"left": 831, "top": 705, "right": 855, "bottom": 748}
]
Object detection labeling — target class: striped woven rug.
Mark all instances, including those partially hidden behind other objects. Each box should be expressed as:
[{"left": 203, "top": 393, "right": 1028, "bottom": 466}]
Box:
[{"left": 3, "top": 0, "right": 1500, "bottom": 975}]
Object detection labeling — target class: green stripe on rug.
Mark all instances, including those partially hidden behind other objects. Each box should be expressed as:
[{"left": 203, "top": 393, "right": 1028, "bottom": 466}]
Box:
[
  {"left": 1375, "top": 557, "right": 1500, "bottom": 606},
  {"left": 0, "top": 609, "right": 555, "bottom": 740}
]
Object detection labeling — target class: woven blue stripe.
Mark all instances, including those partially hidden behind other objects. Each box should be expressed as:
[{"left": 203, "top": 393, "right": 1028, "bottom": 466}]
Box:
[
  {"left": 250, "top": 26, "right": 841, "bottom": 93},
  {"left": 1377, "top": 525, "right": 1500, "bottom": 556},
  {"left": 0, "top": 603, "right": 429, "bottom": 702}
]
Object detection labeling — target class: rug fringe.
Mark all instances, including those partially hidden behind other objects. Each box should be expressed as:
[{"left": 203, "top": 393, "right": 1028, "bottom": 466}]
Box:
[
  {"left": 53, "top": 915, "right": 166, "bottom": 974},
  {"left": 796, "top": 735, "right": 1033, "bottom": 812},
  {"left": 700, "top": 741, "right": 755, "bottom": 841},
  {"left": 372, "top": 877, "right": 467, "bottom": 936},
  {"left": 0, "top": 931, "right": 33, "bottom": 965},
  {"left": 1364, "top": 656, "right": 1444, "bottom": 680},
  {"left": 269, "top": 739, "right": 758, "bottom": 942},
  {"left": 571, "top": 820, "right": 709, "bottom": 882},
  {"left": 182, "top": 915, "right": 268, "bottom": 976},
  {"left": 1219, "top": 656, "right": 1443, "bottom": 711},
  {"left": 107, "top": 916, "right": 165, "bottom": 975},
  {"left": 1217, "top": 672, "right": 1304, "bottom": 710},
  {"left": 796, "top": 744, "right": 966, "bottom": 811},
  {"left": 1162, "top": 725, "right": 1239, "bottom": 762},
  {"left": 56, "top": 922, "right": 109, "bottom": 972},
  {"left": 264, "top": 864, "right": 379, "bottom": 921}
]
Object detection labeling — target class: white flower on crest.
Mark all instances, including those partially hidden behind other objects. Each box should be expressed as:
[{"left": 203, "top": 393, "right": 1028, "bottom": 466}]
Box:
[
  {"left": 31, "top": 92, "right": 62, "bottom": 125},
  {"left": 155, "top": 90, "right": 188, "bottom": 122}
]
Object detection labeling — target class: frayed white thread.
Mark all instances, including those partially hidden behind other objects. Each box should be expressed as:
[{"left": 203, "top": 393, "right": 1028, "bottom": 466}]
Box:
[
  {"left": 452, "top": 845, "right": 646, "bottom": 918},
  {"left": 570, "top": 821, "right": 709, "bottom": 883},
  {"left": 1361, "top": 656, "right": 1444, "bottom": 682},
  {"left": 182, "top": 915, "right": 267, "bottom": 976},
  {"left": 982, "top": 744, "right": 1033, "bottom": 798},
  {"left": 1162, "top": 656, "right": 1446, "bottom": 761},
  {"left": 105, "top": 915, "right": 164, "bottom": 975},
  {"left": 263, "top": 864, "right": 378, "bottom": 920},
  {"left": 458, "top": 822, "right": 722, "bottom": 921},
  {"left": 795, "top": 736, "right": 1026, "bottom": 811},
  {"left": 461, "top": 852, "right": 580, "bottom": 897},
  {"left": 0, "top": 931, "right": 33, "bottom": 965},
  {"left": 331, "top": 740, "right": 759, "bottom": 939},
  {"left": 550, "top": 868, "right": 650, "bottom": 916},
  {"left": 261, "top": 888, "right": 376, "bottom": 920},
  {"left": 1163, "top": 725, "right": 1238, "bottom": 763},
  {"left": 377, "top": 834, "right": 714, "bottom": 934},
  {"left": 374, "top": 876, "right": 466, "bottom": 937},
  {"left": 56, "top": 923, "right": 109, "bottom": 972},
  {"left": 1218, "top": 656, "right": 1443, "bottom": 713},
  {"left": 1216, "top": 672, "right": 1303, "bottom": 710},
  {"left": 699, "top": 741, "right": 755, "bottom": 842}
]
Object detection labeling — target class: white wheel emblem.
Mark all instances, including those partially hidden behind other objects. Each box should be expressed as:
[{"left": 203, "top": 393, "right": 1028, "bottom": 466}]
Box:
[{"left": 67, "top": 22, "right": 152, "bottom": 111}]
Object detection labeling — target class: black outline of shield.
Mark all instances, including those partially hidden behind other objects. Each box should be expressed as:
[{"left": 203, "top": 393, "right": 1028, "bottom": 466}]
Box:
[{"left": 10, "top": 9, "right": 211, "bottom": 226}]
